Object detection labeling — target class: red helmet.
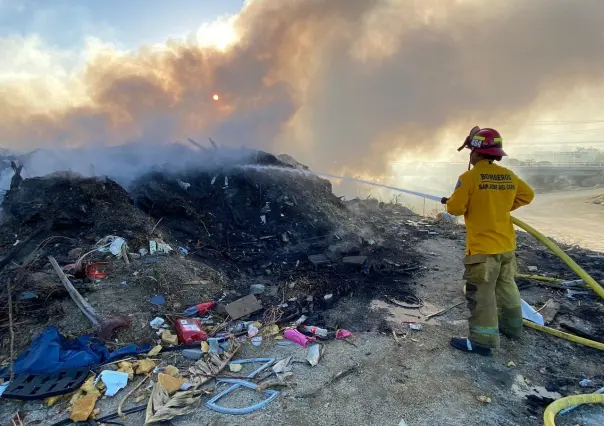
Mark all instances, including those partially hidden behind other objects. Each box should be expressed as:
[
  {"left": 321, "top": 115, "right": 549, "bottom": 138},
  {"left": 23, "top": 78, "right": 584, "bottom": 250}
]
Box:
[{"left": 458, "top": 127, "right": 507, "bottom": 157}]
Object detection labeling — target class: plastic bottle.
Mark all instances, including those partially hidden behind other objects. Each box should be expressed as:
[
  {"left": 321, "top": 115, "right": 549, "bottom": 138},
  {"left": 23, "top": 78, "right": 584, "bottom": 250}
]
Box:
[
  {"left": 174, "top": 318, "right": 208, "bottom": 344},
  {"left": 183, "top": 301, "right": 216, "bottom": 317},
  {"left": 300, "top": 325, "right": 329, "bottom": 337}
]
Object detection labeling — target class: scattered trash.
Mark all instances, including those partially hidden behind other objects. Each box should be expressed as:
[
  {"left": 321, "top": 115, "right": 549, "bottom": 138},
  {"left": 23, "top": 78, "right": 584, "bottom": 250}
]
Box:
[
  {"left": 579, "top": 378, "right": 595, "bottom": 388},
  {"left": 336, "top": 329, "right": 352, "bottom": 339},
  {"left": 70, "top": 394, "right": 98, "bottom": 422},
  {"left": 307, "top": 344, "right": 322, "bottom": 366},
  {"left": 521, "top": 299, "right": 544, "bottom": 326},
  {"left": 86, "top": 262, "right": 108, "bottom": 280},
  {"left": 559, "top": 279, "right": 586, "bottom": 287},
  {"left": 251, "top": 336, "right": 263, "bottom": 346},
  {"left": 158, "top": 373, "right": 185, "bottom": 395},
  {"left": 150, "top": 317, "right": 165, "bottom": 329},
  {"left": 566, "top": 288, "right": 591, "bottom": 299},
  {"left": 301, "top": 325, "right": 329, "bottom": 337},
  {"left": 109, "top": 237, "right": 127, "bottom": 257},
  {"left": 248, "top": 325, "right": 259, "bottom": 337},
  {"left": 206, "top": 379, "right": 280, "bottom": 414},
  {"left": 1, "top": 327, "right": 149, "bottom": 378},
  {"left": 225, "top": 295, "right": 263, "bottom": 320},
  {"left": 398, "top": 419, "right": 409, "bottom": 426},
  {"left": 208, "top": 338, "right": 221, "bottom": 353},
  {"left": 135, "top": 359, "right": 157, "bottom": 375},
  {"left": 149, "top": 239, "right": 173, "bottom": 255},
  {"left": 161, "top": 330, "right": 179, "bottom": 346},
  {"left": 151, "top": 295, "right": 166, "bottom": 306},
  {"left": 147, "top": 345, "right": 163, "bottom": 357},
  {"left": 175, "top": 318, "right": 207, "bottom": 344},
  {"left": 436, "top": 212, "right": 456, "bottom": 223},
  {"left": 476, "top": 395, "right": 492, "bottom": 404},
  {"left": 183, "top": 301, "right": 215, "bottom": 317},
  {"left": 527, "top": 266, "right": 539, "bottom": 272},
  {"left": 178, "top": 247, "right": 189, "bottom": 255},
  {"left": 177, "top": 180, "right": 191, "bottom": 190},
  {"left": 284, "top": 329, "right": 316, "bottom": 347},
  {"left": 229, "top": 364, "right": 243, "bottom": 373},
  {"left": 18, "top": 291, "right": 37, "bottom": 301},
  {"left": 0, "top": 382, "right": 9, "bottom": 398},
  {"left": 250, "top": 284, "right": 265, "bottom": 295},
  {"left": 272, "top": 356, "right": 293, "bottom": 374},
  {"left": 145, "top": 381, "right": 209, "bottom": 423},
  {"left": 94, "top": 370, "right": 129, "bottom": 397},
  {"left": 408, "top": 323, "right": 423, "bottom": 331},
  {"left": 293, "top": 315, "right": 308, "bottom": 326},
  {"left": 180, "top": 383, "right": 194, "bottom": 391},
  {"left": 117, "top": 362, "right": 135, "bottom": 380},
  {"left": 183, "top": 349, "right": 204, "bottom": 360},
  {"left": 120, "top": 281, "right": 127, "bottom": 286}
]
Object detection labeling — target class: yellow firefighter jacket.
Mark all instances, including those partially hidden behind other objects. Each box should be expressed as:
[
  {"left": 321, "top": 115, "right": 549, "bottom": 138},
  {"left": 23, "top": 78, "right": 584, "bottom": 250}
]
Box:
[{"left": 446, "top": 160, "right": 534, "bottom": 255}]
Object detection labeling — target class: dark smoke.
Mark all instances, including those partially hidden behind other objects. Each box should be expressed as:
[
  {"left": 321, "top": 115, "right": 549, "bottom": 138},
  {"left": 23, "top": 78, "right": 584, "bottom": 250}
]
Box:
[{"left": 1, "top": 0, "right": 604, "bottom": 181}]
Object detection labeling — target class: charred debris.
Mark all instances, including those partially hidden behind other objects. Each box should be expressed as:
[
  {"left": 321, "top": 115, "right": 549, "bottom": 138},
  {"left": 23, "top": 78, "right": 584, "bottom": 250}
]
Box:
[{"left": 0, "top": 146, "right": 448, "bottom": 354}]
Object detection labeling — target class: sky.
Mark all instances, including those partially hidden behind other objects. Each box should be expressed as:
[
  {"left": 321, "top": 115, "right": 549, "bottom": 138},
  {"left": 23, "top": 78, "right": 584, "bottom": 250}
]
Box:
[{"left": 0, "top": 0, "right": 244, "bottom": 49}]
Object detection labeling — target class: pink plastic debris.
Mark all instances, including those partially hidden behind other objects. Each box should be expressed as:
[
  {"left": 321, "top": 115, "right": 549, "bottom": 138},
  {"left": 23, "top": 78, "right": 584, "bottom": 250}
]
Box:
[
  {"left": 284, "top": 329, "right": 316, "bottom": 347},
  {"left": 336, "top": 329, "right": 352, "bottom": 339}
]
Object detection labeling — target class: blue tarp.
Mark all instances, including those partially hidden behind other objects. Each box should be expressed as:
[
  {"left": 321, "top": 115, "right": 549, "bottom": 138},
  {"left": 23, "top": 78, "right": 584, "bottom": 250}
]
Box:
[{"left": 0, "top": 327, "right": 150, "bottom": 377}]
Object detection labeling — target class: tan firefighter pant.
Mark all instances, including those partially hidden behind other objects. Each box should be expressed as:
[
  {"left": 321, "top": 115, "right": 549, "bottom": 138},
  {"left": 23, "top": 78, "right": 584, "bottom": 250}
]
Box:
[{"left": 463, "top": 251, "right": 523, "bottom": 349}]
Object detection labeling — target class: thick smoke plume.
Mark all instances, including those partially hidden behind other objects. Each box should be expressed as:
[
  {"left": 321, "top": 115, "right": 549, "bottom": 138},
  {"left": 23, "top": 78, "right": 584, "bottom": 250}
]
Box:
[{"left": 2, "top": 0, "right": 604, "bottom": 181}]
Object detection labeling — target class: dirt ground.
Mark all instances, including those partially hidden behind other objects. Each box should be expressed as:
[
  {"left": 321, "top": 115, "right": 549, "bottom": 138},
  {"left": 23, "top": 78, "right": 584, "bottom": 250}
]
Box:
[{"left": 2, "top": 234, "right": 602, "bottom": 426}]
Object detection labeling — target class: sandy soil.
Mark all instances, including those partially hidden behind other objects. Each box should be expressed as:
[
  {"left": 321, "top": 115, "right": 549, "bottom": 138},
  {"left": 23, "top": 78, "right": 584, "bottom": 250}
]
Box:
[{"left": 2, "top": 235, "right": 602, "bottom": 426}]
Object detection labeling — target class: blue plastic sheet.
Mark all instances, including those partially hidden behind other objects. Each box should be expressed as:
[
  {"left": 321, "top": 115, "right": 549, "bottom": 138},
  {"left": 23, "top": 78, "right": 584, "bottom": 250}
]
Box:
[{"left": 0, "top": 327, "right": 149, "bottom": 377}]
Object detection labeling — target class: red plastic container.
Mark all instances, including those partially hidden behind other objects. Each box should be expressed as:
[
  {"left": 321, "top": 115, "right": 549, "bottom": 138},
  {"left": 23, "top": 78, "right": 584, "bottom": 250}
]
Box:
[{"left": 175, "top": 318, "right": 208, "bottom": 344}]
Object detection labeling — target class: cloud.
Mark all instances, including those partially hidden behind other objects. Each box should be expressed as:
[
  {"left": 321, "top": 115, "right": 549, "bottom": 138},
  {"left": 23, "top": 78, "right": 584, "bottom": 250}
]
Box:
[{"left": 2, "top": 0, "right": 604, "bottom": 179}]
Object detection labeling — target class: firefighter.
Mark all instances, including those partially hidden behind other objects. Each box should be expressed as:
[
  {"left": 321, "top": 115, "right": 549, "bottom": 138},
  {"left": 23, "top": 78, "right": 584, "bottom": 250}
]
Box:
[{"left": 441, "top": 127, "right": 535, "bottom": 356}]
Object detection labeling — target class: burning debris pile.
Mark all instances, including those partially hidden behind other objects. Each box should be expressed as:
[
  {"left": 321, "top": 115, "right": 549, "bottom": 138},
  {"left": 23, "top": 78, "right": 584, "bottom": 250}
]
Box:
[
  {"left": 2, "top": 172, "right": 152, "bottom": 244},
  {"left": 0, "top": 148, "right": 427, "bottom": 357},
  {"left": 0, "top": 146, "right": 436, "bottom": 423},
  {"left": 131, "top": 152, "right": 344, "bottom": 267}
]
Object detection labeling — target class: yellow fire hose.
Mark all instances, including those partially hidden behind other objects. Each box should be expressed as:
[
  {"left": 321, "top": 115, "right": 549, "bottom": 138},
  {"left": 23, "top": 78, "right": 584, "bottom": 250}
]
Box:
[
  {"left": 511, "top": 217, "right": 604, "bottom": 425},
  {"left": 522, "top": 320, "right": 604, "bottom": 351},
  {"left": 515, "top": 274, "right": 563, "bottom": 283}
]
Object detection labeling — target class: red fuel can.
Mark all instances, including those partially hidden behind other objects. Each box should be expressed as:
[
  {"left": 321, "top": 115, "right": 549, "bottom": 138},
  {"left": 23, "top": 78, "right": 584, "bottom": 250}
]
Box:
[{"left": 174, "top": 318, "right": 208, "bottom": 344}]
